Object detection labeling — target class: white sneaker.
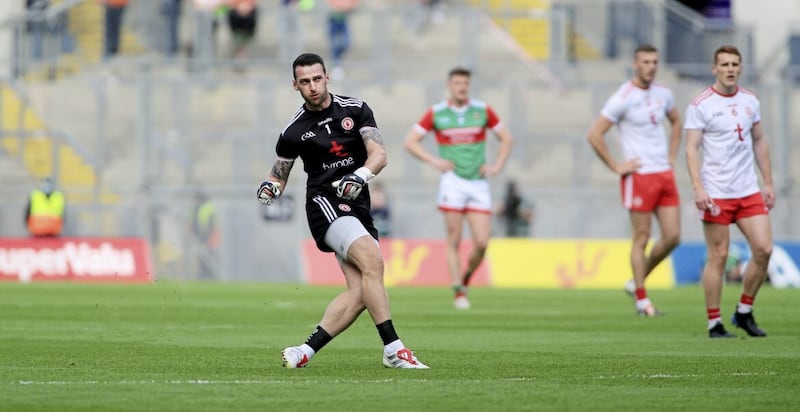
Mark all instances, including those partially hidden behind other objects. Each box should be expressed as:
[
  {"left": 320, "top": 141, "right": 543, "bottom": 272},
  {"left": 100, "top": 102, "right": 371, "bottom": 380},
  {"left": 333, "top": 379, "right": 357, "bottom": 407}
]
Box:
[
  {"left": 623, "top": 279, "right": 636, "bottom": 298},
  {"left": 454, "top": 295, "right": 471, "bottom": 310},
  {"left": 383, "top": 348, "right": 429, "bottom": 369},
  {"left": 281, "top": 346, "right": 309, "bottom": 368}
]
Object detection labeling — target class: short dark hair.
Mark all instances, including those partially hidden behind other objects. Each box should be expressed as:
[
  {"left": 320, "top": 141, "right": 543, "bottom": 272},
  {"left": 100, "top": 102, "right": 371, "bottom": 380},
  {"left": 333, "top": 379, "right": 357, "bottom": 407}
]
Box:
[
  {"left": 292, "top": 53, "right": 326, "bottom": 79},
  {"left": 448, "top": 67, "right": 471, "bottom": 79},
  {"left": 714, "top": 45, "right": 742, "bottom": 64},
  {"left": 634, "top": 44, "right": 657, "bottom": 56}
]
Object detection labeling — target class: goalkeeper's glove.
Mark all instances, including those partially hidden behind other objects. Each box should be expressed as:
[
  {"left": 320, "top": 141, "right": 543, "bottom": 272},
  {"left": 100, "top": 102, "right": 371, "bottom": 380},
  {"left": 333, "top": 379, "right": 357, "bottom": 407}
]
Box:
[
  {"left": 257, "top": 180, "right": 282, "bottom": 205},
  {"left": 331, "top": 167, "right": 375, "bottom": 200}
]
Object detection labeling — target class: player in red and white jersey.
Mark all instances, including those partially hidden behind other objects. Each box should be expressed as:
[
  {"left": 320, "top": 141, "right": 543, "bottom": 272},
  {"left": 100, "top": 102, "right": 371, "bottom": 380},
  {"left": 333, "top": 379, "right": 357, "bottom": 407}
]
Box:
[
  {"left": 685, "top": 45, "right": 775, "bottom": 339},
  {"left": 587, "top": 44, "right": 682, "bottom": 317}
]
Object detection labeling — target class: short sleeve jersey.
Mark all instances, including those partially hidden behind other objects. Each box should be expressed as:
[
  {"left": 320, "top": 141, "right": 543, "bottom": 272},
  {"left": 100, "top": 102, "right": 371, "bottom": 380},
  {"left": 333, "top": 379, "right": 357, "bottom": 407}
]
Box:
[
  {"left": 600, "top": 81, "right": 675, "bottom": 174},
  {"left": 413, "top": 99, "right": 502, "bottom": 180},
  {"left": 276, "top": 93, "right": 376, "bottom": 203},
  {"left": 684, "top": 87, "right": 761, "bottom": 198}
]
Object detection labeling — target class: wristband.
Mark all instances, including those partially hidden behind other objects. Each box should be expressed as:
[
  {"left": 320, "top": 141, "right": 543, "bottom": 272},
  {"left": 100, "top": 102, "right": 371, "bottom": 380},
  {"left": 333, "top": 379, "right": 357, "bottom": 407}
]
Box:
[{"left": 354, "top": 167, "right": 375, "bottom": 182}]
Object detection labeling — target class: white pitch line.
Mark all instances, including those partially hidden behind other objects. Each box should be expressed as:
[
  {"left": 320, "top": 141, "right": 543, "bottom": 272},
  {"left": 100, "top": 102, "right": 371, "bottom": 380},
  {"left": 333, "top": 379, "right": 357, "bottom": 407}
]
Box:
[
  {"left": 11, "top": 377, "right": 535, "bottom": 386},
  {"left": 594, "top": 371, "right": 778, "bottom": 380},
  {"left": 11, "top": 374, "right": 783, "bottom": 385}
]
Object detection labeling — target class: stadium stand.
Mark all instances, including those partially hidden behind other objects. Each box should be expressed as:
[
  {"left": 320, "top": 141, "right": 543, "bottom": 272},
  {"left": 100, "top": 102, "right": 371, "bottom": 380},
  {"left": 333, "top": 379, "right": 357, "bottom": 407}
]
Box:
[{"left": 1, "top": 0, "right": 798, "bottom": 281}]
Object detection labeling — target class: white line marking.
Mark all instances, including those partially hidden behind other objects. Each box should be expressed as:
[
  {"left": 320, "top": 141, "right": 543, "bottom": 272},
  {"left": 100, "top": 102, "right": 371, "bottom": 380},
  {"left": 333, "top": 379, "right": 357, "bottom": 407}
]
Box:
[
  {"left": 594, "top": 371, "right": 778, "bottom": 379},
  {"left": 10, "top": 377, "right": 535, "bottom": 385}
]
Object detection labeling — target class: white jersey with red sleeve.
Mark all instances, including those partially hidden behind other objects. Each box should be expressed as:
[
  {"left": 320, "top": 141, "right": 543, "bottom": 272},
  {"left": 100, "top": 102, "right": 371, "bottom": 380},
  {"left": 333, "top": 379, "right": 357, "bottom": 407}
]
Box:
[
  {"left": 684, "top": 87, "right": 761, "bottom": 199},
  {"left": 600, "top": 81, "right": 675, "bottom": 174}
]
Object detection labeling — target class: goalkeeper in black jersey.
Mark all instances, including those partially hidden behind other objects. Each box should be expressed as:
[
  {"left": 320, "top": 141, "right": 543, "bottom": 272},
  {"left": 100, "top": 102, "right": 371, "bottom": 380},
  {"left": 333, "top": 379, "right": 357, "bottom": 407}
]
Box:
[{"left": 258, "top": 53, "right": 428, "bottom": 369}]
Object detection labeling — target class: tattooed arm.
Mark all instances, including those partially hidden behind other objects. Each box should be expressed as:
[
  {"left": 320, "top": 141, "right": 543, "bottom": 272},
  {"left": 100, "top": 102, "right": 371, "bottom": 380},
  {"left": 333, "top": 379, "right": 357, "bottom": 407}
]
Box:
[
  {"left": 268, "top": 157, "right": 295, "bottom": 188},
  {"left": 258, "top": 156, "right": 295, "bottom": 205},
  {"left": 360, "top": 126, "right": 387, "bottom": 176}
]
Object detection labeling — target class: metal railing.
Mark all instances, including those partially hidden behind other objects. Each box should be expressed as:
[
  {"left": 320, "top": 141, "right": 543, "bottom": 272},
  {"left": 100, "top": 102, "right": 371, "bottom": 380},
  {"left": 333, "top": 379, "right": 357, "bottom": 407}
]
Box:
[{"left": 3, "top": 0, "right": 82, "bottom": 80}]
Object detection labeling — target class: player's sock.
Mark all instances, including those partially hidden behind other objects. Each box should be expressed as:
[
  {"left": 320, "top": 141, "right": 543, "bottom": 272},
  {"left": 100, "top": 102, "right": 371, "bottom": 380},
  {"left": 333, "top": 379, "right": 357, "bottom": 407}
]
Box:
[
  {"left": 707, "top": 307, "right": 722, "bottom": 329},
  {"left": 383, "top": 339, "right": 405, "bottom": 355},
  {"left": 453, "top": 285, "right": 466, "bottom": 297},
  {"left": 463, "top": 269, "right": 474, "bottom": 286},
  {"left": 303, "top": 325, "right": 332, "bottom": 356},
  {"left": 634, "top": 288, "right": 650, "bottom": 311},
  {"left": 297, "top": 344, "right": 315, "bottom": 359},
  {"left": 737, "top": 294, "right": 754, "bottom": 314},
  {"left": 376, "top": 319, "right": 400, "bottom": 346}
]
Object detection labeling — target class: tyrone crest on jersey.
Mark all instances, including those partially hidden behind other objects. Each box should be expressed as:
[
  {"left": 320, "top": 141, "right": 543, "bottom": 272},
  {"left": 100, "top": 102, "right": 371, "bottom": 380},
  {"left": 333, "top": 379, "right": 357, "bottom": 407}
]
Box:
[{"left": 341, "top": 117, "right": 354, "bottom": 131}]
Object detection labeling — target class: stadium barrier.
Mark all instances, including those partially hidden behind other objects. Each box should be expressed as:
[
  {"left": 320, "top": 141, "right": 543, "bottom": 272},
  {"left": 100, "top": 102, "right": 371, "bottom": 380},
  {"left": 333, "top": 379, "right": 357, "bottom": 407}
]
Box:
[
  {"left": 0, "top": 237, "right": 152, "bottom": 283},
  {"left": 671, "top": 241, "right": 800, "bottom": 288},
  {"left": 305, "top": 239, "right": 800, "bottom": 289},
  {"left": 303, "top": 238, "right": 674, "bottom": 289}
]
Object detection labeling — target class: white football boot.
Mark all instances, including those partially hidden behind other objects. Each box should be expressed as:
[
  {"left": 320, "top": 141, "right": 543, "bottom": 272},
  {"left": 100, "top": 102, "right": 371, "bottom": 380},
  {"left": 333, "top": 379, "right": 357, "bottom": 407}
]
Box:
[
  {"left": 281, "top": 346, "right": 309, "bottom": 368},
  {"left": 623, "top": 279, "right": 636, "bottom": 298},
  {"left": 383, "top": 348, "right": 429, "bottom": 369},
  {"left": 454, "top": 295, "right": 471, "bottom": 309}
]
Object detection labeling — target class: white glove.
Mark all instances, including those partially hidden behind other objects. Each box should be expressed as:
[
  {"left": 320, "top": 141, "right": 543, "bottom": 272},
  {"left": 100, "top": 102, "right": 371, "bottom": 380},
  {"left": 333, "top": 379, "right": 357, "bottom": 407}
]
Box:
[
  {"left": 331, "top": 167, "right": 374, "bottom": 200},
  {"left": 257, "top": 181, "right": 282, "bottom": 205}
]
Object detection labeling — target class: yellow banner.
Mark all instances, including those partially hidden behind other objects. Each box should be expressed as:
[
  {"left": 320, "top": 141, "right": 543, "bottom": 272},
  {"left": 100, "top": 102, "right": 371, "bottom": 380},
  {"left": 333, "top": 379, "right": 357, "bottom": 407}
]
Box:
[{"left": 487, "top": 239, "right": 674, "bottom": 289}]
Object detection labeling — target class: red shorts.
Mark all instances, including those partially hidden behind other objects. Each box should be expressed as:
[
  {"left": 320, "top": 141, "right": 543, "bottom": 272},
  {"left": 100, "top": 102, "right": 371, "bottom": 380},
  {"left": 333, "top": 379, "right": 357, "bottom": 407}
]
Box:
[
  {"left": 703, "top": 192, "right": 769, "bottom": 224},
  {"left": 620, "top": 170, "right": 680, "bottom": 212}
]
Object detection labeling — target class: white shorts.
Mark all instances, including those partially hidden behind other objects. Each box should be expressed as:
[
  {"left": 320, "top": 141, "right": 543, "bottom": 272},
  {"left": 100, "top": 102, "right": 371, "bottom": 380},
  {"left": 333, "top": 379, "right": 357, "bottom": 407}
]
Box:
[
  {"left": 437, "top": 171, "right": 492, "bottom": 213},
  {"left": 324, "top": 216, "right": 372, "bottom": 258}
]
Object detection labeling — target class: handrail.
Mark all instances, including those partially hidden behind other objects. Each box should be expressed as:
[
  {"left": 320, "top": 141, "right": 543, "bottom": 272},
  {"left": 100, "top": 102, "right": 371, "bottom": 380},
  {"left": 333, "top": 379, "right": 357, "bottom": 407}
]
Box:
[
  {"left": 660, "top": 0, "right": 706, "bottom": 31},
  {"left": 0, "top": 0, "right": 84, "bottom": 26},
  {"left": 0, "top": 79, "right": 100, "bottom": 174},
  {"left": 0, "top": 128, "right": 100, "bottom": 172}
]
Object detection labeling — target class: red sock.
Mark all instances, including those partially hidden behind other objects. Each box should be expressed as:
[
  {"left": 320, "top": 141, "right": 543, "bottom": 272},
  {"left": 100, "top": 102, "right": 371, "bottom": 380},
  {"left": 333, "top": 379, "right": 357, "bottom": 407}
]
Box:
[
  {"left": 635, "top": 288, "right": 648, "bottom": 300},
  {"left": 739, "top": 294, "right": 754, "bottom": 305},
  {"left": 707, "top": 307, "right": 721, "bottom": 321}
]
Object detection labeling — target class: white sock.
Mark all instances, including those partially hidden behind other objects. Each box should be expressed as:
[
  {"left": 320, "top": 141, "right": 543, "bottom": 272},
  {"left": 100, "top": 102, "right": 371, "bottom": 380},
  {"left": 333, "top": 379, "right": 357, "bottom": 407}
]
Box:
[
  {"left": 708, "top": 318, "right": 721, "bottom": 329},
  {"left": 737, "top": 303, "right": 753, "bottom": 314},
  {"left": 635, "top": 298, "right": 652, "bottom": 311},
  {"left": 384, "top": 339, "right": 404, "bottom": 355},
  {"left": 299, "top": 343, "right": 316, "bottom": 358}
]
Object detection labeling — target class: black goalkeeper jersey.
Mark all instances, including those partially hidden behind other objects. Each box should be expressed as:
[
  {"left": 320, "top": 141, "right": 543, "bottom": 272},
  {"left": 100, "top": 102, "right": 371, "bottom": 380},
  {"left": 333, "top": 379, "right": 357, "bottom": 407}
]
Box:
[{"left": 276, "top": 93, "right": 376, "bottom": 204}]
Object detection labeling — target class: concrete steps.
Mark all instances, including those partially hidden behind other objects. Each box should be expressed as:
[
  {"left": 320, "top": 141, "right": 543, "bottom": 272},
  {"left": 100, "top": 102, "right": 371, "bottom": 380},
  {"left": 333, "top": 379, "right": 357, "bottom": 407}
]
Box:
[{"left": 0, "top": 85, "right": 118, "bottom": 203}]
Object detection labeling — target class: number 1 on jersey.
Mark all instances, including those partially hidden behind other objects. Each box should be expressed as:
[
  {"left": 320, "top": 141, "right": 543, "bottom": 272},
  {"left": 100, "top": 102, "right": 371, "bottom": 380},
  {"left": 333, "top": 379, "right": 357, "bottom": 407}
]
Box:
[{"left": 325, "top": 124, "right": 331, "bottom": 134}]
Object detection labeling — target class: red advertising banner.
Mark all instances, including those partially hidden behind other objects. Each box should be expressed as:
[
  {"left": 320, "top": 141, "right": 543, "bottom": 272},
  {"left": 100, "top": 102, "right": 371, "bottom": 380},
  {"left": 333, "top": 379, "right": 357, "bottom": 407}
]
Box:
[
  {"left": 303, "top": 238, "right": 490, "bottom": 287},
  {"left": 0, "top": 237, "right": 153, "bottom": 283}
]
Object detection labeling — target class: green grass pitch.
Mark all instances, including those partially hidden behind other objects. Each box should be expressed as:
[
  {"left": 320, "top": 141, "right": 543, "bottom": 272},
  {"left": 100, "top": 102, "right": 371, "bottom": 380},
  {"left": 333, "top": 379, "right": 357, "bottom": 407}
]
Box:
[{"left": 1, "top": 281, "right": 799, "bottom": 411}]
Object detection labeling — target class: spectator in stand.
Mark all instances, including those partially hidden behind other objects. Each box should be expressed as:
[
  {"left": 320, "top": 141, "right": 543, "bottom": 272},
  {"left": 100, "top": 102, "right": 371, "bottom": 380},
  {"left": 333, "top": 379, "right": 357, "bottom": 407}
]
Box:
[
  {"left": 161, "top": 0, "right": 183, "bottom": 57},
  {"left": 193, "top": 192, "right": 220, "bottom": 279},
  {"left": 191, "top": 0, "right": 226, "bottom": 62},
  {"left": 26, "top": 0, "right": 49, "bottom": 60},
  {"left": 102, "top": 0, "right": 129, "bottom": 59},
  {"left": 369, "top": 181, "right": 392, "bottom": 238},
  {"left": 226, "top": 0, "right": 258, "bottom": 58},
  {"left": 495, "top": 180, "right": 534, "bottom": 238},
  {"left": 279, "top": 0, "right": 316, "bottom": 61},
  {"left": 326, "top": 0, "right": 358, "bottom": 79}
]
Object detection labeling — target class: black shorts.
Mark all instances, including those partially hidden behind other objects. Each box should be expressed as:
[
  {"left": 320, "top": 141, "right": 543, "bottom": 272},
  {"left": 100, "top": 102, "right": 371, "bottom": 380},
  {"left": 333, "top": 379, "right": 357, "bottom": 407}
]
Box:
[
  {"left": 306, "top": 193, "right": 377, "bottom": 253},
  {"left": 228, "top": 8, "right": 257, "bottom": 37}
]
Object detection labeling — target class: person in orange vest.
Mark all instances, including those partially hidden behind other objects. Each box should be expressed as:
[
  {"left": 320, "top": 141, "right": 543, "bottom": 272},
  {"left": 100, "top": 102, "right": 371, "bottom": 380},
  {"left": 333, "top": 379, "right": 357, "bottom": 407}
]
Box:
[{"left": 25, "top": 177, "right": 66, "bottom": 237}]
